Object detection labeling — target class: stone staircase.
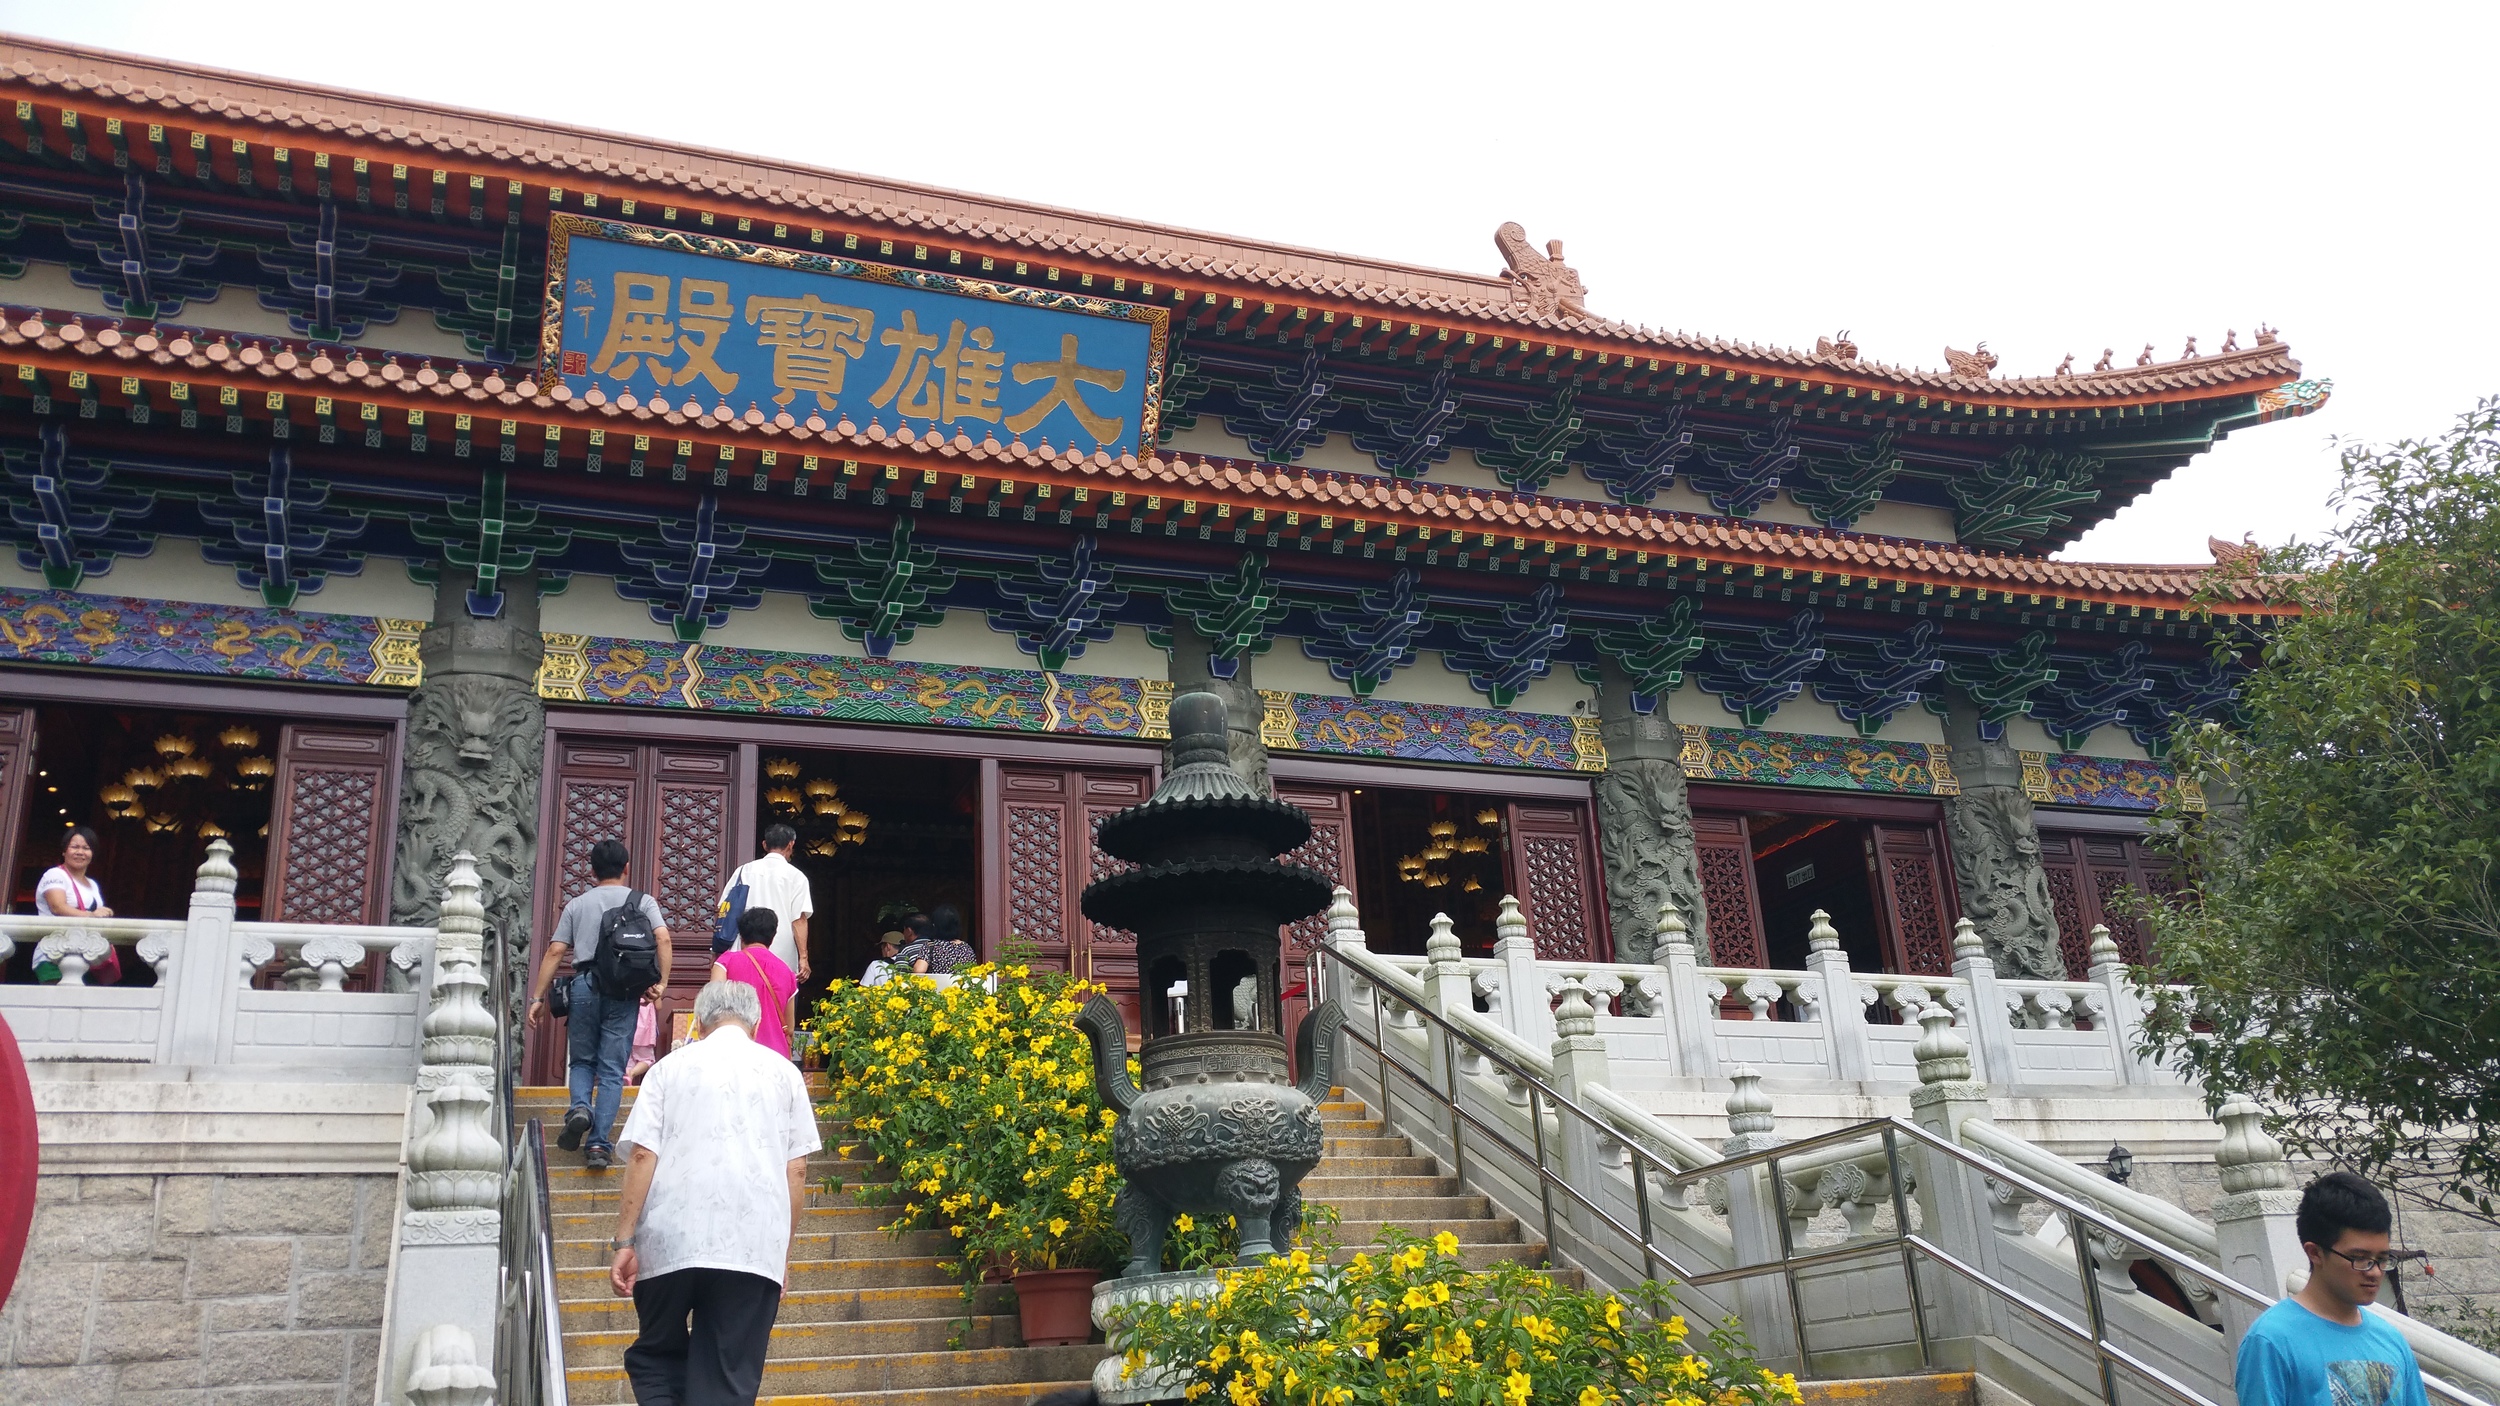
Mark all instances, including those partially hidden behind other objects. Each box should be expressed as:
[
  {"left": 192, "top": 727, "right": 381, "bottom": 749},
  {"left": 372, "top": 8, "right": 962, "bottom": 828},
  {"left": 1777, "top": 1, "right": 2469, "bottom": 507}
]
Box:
[{"left": 513, "top": 1080, "right": 1547, "bottom": 1404}]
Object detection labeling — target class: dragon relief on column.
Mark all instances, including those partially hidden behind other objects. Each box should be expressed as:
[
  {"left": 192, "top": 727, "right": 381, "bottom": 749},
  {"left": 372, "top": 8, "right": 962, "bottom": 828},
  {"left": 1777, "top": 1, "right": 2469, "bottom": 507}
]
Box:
[
  {"left": 1595, "top": 756, "right": 1707, "bottom": 966},
  {"left": 392, "top": 673, "right": 545, "bottom": 1008},
  {"left": 1944, "top": 786, "right": 2066, "bottom": 979}
]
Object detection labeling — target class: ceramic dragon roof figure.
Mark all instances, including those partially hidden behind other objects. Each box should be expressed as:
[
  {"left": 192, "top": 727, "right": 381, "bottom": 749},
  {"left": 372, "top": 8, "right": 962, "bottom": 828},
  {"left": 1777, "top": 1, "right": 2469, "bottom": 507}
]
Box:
[{"left": 1495, "top": 222, "right": 1594, "bottom": 320}]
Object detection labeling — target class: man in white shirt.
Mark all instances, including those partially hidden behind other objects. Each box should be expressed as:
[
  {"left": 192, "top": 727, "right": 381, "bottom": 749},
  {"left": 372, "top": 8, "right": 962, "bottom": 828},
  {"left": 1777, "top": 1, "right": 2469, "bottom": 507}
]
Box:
[
  {"left": 610, "top": 979, "right": 821, "bottom": 1405},
  {"left": 717, "top": 825, "right": 815, "bottom": 982}
]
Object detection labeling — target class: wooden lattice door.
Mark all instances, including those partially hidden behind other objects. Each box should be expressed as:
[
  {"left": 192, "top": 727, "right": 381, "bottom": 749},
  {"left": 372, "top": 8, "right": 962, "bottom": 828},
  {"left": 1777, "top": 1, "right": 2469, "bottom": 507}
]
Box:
[
  {"left": 263, "top": 723, "right": 397, "bottom": 926},
  {"left": 526, "top": 738, "right": 735, "bottom": 1082},
  {"left": 1274, "top": 784, "right": 1356, "bottom": 1058},
  {"left": 0, "top": 707, "right": 34, "bottom": 911},
  {"left": 1690, "top": 811, "right": 1765, "bottom": 966},
  {"left": 1869, "top": 822, "right": 1955, "bottom": 976},
  {"left": 990, "top": 764, "right": 1153, "bottom": 1039},
  {"left": 1503, "top": 800, "right": 1607, "bottom": 961},
  {"left": 2038, "top": 827, "right": 2175, "bottom": 977}
]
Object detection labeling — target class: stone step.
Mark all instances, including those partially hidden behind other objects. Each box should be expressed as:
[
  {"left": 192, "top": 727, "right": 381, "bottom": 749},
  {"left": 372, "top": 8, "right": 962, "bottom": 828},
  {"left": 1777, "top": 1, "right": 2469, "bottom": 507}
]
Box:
[
  {"left": 557, "top": 1282, "right": 1006, "bottom": 1335},
  {"left": 564, "top": 1311, "right": 1017, "bottom": 1369},
  {"left": 1799, "top": 1375, "right": 1975, "bottom": 1406},
  {"left": 551, "top": 1227, "right": 954, "bottom": 1269},
  {"left": 542, "top": 1153, "right": 873, "bottom": 1184},
  {"left": 548, "top": 1179, "right": 890, "bottom": 1213},
  {"left": 554, "top": 1255, "right": 955, "bottom": 1303},
  {"left": 1321, "top": 1135, "right": 1414, "bottom": 1157},
  {"left": 759, "top": 1386, "right": 1089, "bottom": 1406},
  {"left": 566, "top": 1344, "right": 1104, "bottom": 1403},
  {"left": 551, "top": 1202, "right": 894, "bottom": 1237},
  {"left": 1305, "top": 1154, "right": 1440, "bottom": 1177},
  {"left": 1319, "top": 1117, "right": 1384, "bottom": 1136},
  {"left": 1308, "top": 1193, "right": 1491, "bottom": 1222},
  {"left": 1331, "top": 1216, "right": 1520, "bottom": 1245},
  {"left": 1303, "top": 1173, "right": 1461, "bottom": 1198}
]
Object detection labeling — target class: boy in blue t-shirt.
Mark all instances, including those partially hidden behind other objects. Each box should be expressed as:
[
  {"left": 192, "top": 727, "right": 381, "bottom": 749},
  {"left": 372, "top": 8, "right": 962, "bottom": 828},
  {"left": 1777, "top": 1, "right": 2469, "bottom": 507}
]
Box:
[{"left": 2235, "top": 1171, "right": 2428, "bottom": 1406}]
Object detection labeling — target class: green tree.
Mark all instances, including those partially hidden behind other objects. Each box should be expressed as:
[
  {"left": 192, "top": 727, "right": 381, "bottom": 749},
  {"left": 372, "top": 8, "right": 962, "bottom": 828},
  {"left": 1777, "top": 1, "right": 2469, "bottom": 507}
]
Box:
[{"left": 2137, "top": 397, "right": 2500, "bottom": 1223}]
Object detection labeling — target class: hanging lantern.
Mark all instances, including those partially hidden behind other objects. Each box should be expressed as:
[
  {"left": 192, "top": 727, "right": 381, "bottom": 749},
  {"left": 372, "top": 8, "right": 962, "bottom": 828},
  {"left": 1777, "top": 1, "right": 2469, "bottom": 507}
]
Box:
[
  {"left": 169, "top": 755, "right": 213, "bottom": 780},
  {"left": 805, "top": 836, "right": 840, "bottom": 857},
  {"left": 804, "top": 777, "right": 839, "bottom": 799},
  {"left": 153, "top": 734, "right": 196, "bottom": 759},
  {"left": 126, "top": 767, "right": 164, "bottom": 791},
  {"left": 146, "top": 813, "right": 181, "bottom": 834},
  {"left": 812, "top": 796, "right": 841, "bottom": 817},
  {"left": 235, "top": 756, "right": 274, "bottom": 789},
  {"left": 1421, "top": 872, "right": 1451, "bottom": 888},
  {"left": 1457, "top": 834, "right": 1489, "bottom": 854},
  {"left": 1427, "top": 820, "right": 1457, "bottom": 840},
  {"left": 199, "top": 820, "right": 229, "bottom": 839},
  {"left": 99, "top": 784, "right": 136, "bottom": 807},
  {"left": 764, "top": 756, "right": 802, "bottom": 780},
  {"left": 1475, "top": 809, "right": 1501, "bottom": 827},
  {"left": 217, "top": 725, "right": 260, "bottom": 751},
  {"left": 764, "top": 785, "right": 802, "bottom": 811},
  {"left": 1461, "top": 876, "right": 1484, "bottom": 893}
]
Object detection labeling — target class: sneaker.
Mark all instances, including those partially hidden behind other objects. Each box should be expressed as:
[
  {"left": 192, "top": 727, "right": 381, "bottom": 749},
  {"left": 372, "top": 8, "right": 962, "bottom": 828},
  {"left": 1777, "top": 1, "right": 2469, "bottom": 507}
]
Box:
[
  {"left": 557, "top": 1109, "right": 591, "bottom": 1152},
  {"left": 585, "top": 1143, "right": 613, "bottom": 1171}
]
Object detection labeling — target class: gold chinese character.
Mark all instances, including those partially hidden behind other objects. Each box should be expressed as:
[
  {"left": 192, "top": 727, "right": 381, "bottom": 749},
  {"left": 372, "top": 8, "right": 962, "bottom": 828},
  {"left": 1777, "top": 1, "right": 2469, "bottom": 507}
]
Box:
[
  {"left": 1006, "top": 333, "right": 1127, "bottom": 446},
  {"left": 744, "top": 294, "right": 874, "bottom": 409},
  {"left": 869, "top": 311, "right": 1004, "bottom": 425},
  {"left": 671, "top": 278, "right": 739, "bottom": 395},
  {"left": 588, "top": 272, "right": 674, "bottom": 385}
]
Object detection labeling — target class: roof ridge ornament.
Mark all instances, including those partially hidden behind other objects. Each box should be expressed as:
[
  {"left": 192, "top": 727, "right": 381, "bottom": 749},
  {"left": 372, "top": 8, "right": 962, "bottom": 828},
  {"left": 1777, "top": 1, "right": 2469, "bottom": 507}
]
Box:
[
  {"left": 1493, "top": 221, "right": 1594, "bottom": 321},
  {"left": 1942, "top": 342, "right": 1998, "bottom": 379},
  {"left": 1815, "top": 331, "right": 1859, "bottom": 362}
]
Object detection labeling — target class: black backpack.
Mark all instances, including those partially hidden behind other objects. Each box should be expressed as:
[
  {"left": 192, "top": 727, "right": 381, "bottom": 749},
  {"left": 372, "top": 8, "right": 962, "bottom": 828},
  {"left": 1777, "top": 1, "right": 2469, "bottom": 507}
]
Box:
[{"left": 592, "top": 890, "right": 663, "bottom": 998}]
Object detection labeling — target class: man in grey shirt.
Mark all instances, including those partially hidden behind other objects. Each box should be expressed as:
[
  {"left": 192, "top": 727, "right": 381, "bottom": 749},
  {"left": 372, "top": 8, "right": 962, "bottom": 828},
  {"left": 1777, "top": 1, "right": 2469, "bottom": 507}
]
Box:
[{"left": 527, "top": 838, "right": 673, "bottom": 1170}]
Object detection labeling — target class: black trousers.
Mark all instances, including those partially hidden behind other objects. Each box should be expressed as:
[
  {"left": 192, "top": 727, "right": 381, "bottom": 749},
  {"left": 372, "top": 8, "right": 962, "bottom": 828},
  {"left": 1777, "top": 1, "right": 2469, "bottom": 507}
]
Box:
[{"left": 624, "top": 1266, "right": 783, "bottom": 1406}]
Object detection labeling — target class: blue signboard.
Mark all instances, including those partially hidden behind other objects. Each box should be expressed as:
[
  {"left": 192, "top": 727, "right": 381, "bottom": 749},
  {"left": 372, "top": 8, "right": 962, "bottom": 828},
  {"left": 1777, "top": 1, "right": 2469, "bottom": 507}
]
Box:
[{"left": 542, "top": 217, "right": 1166, "bottom": 458}]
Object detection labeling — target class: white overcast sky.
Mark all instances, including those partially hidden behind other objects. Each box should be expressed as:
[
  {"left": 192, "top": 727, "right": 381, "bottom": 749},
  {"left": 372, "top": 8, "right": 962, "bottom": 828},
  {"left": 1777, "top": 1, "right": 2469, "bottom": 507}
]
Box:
[{"left": 4, "top": 1, "right": 2493, "bottom": 565}]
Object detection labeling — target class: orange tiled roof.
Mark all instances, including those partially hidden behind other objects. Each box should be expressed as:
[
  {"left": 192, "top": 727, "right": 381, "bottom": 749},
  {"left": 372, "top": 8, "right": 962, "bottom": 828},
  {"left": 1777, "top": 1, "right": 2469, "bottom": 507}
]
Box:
[
  {"left": 0, "top": 35, "right": 2305, "bottom": 409},
  {"left": 0, "top": 314, "right": 2290, "bottom": 616}
]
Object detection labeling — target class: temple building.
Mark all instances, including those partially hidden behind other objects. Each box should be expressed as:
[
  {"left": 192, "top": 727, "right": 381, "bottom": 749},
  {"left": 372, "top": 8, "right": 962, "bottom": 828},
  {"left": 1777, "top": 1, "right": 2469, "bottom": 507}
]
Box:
[{"left": 0, "top": 36, "right": 2326, "bottom": 1080}]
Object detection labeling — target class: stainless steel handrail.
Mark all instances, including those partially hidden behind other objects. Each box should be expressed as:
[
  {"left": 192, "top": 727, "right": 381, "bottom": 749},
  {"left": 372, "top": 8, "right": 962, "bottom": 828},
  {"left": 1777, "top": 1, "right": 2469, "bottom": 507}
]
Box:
[
  {"left": 496, "top": 1119, "right": 570, "bottom": 1406},
  {"left": 1310, "top": 943, "right": 2490, "bottom": 1406}
]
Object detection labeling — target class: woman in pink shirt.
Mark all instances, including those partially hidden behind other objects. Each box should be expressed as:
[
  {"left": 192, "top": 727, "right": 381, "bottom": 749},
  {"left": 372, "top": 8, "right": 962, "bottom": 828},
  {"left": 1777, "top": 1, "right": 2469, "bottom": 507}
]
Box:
[{"left": 709, "top": 907, "right": 798, "bottom": 1059}]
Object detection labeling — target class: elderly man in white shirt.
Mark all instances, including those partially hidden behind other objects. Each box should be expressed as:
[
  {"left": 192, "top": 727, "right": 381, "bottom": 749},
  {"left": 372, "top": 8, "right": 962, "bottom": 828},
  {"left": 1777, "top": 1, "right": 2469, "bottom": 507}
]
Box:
[
  {"left": 610, "top": 979, "right": 820, "bottom": 1405},
  {"left": 716, "top": 824, "right": 816, "bottom": 981}
]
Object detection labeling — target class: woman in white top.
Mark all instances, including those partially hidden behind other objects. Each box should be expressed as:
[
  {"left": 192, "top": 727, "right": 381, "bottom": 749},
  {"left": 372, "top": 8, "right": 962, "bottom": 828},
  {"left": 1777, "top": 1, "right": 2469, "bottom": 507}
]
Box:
[{"left": 37, "top": 826, "right": 111, "bottom": 919}]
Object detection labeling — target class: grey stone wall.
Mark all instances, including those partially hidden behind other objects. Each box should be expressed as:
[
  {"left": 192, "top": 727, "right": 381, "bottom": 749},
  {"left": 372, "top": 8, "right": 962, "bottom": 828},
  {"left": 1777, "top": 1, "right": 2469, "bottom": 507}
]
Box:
[{"left": 0, "top": 1172, "right": 396, "bottom": 1405}]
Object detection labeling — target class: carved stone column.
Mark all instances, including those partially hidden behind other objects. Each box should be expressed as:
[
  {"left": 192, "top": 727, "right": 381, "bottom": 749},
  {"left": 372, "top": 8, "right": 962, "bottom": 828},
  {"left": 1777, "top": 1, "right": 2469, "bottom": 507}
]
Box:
[
  {"left": 1165, "top": 625, "right": 1269, "bottom": 794},
  {"left": 1591, "top": 660, "right": 1706, "bottom": 964},
  {"left": 1939, "top": 693, "right": 2064, "bottom": 979},
  {"left": 390, "top": 570, "right": 547, "bottom": 1038}
]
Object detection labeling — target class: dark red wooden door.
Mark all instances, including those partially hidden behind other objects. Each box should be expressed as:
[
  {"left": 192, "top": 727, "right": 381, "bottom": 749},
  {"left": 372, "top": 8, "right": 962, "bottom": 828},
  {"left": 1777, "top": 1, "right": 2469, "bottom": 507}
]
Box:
[
  {"left": 1869, "top": 822, "right": 1955, "bottom": 976},
  {"left": 990, "top": 763, "right": 1154, "bottom": 1039},
  {"left": 526, "top": 738, "right": 736, "bottom": 1083},
  {"left": 264, "top": 722, "right": 397, "bottom": 926},
  {"left": 1503, "top": 800, "right": 1607, "bottom": 961},
  {"left": 0, "top": 707, "right": 35, "bottom": 912},
  {"left": 2038, "top": 827, "right": 2177, "bottom": 976},
  {"left": 1691, "top": 810, "right": 1765, "bottom": 967},
  {"left": 1275, "top": 783, "right": 1357, "bottom": 1055}
]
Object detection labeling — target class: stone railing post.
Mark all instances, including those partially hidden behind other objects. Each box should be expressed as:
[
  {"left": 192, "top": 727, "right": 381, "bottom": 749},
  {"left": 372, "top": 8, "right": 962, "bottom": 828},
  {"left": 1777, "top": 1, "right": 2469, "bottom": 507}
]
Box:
[
  {"left": 163, "top": 839, "right": 241, "bottom": 1066},
  {"left": 381, "top": 852, "right": 503, "bottom": 1402},
  {"left": 1712, "top": 1067, "right": 1799, "bottom": 1361},
  {"left": 1654, "top": 900, "right": 1717, "bottom": 1080},
  {"left": 1950, "top": 917, "right": 2020, "bottom": 1088},
  {"left": 2086, "top": 925, "right": 2153, "bottom": 1084},
  {"left": 1802, "top": 909, "right": 1873, "bottom": 1082},
  {"left": 1320, "top": 886, "right": 1365, "bottom": 1007},
  {"left": 1907, "top": 1001, "right": 1998, "bottom": 1342},
  {"left": 2210, "top": 1092, "right": 2302, "bottom": 1350},
  {"left": 1491, "top": 895, "right": 1550, "bottom": 1051},
  {"left": 1421, "top": 911, "right": 1471, "bottom": 1019}
]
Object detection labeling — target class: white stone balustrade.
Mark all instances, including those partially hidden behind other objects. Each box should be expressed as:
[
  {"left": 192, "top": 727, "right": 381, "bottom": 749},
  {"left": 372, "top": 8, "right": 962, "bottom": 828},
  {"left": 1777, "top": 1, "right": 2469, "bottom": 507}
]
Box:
[
  {"left": 0, "top": 838, "right": 447, "bottom": 1074},
  {"left": 1356, "top": 897, "right": 2182, "bottom": 1095}
]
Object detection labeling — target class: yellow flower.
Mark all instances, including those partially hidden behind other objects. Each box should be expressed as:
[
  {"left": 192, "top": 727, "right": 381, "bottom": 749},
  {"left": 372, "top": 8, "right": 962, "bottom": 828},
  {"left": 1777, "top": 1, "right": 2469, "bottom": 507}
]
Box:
[
  {"left": 1581, "top": 1388, "right": 1609, "bottom": 1406},
  {"left": 1503, "top": 1370, "right": 1534, "bottom": 1406},
  {"left": 1604, "top": 1296, "right": 1623, "bottom": 1330},
  {"left": 1176, "top": 1214, "right": 1196, "bottom": 1234},
  {"left": 1433, "top": 1230, "right": 1461, "bottom": 1257},
  {"left": 1048, "top": 1217, "right": 1069, "bottom": 1236}
]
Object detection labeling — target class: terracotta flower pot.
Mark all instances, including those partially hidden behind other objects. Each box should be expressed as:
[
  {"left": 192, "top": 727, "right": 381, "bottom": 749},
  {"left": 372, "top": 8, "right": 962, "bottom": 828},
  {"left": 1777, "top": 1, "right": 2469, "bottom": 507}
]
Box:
[{"left": 1013, "top": 1266, "right": 1102, "bottom": 1346}]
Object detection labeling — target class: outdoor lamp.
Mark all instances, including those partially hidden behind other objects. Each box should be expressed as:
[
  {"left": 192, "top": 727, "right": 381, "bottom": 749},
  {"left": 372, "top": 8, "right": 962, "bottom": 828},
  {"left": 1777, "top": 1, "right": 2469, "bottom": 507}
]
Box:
[{"left": 2104, "top": 1143, "right": 2135, "bottom": 1185}]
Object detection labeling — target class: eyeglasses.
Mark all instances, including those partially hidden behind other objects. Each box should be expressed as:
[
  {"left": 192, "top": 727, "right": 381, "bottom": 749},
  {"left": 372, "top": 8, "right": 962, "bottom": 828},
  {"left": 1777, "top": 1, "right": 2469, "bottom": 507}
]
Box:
[{"left": 2321, "top": 1247, "right": 2402, "bottom": 1273}]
